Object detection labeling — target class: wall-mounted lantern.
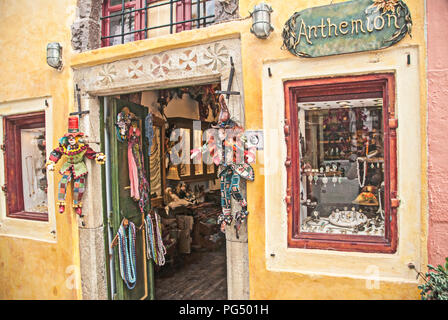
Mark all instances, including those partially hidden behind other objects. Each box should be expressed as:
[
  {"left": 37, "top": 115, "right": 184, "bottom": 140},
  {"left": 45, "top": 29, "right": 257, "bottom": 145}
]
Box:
[
  {"left": 46, "top": 42, "right": 63, "bottom": 70},
  {"left": 250, "top": 3, "right": 274, "bottom": 39}
]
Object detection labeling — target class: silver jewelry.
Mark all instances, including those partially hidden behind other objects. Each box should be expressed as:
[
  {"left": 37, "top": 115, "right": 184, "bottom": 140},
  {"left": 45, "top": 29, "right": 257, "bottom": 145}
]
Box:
[
  {"left": 376, "top": 184, "right": 385, "bottom": 220},
  {"left": 322, "top": 175, "right": 328, "bottom": 188},
  {"left": 356, "top": 158, "right": 367, "bottom": 188}
]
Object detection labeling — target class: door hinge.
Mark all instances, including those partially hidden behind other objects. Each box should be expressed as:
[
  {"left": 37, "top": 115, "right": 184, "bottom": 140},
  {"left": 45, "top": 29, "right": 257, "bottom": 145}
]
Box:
[
  {"left": 1, "top": 184, "right": 7, "bottom": 194},
  {"left": 391, "top": 198, "right": 400, "bottom": 208},
  {"left": 1, "top": 134, "right": 6, "bottom": 152}
]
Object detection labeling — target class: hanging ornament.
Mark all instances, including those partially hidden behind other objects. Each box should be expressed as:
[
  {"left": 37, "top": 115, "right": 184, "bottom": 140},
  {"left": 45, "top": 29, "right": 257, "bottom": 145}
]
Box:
[
  {"left": 190, "top": 94, "right": 254, "bottom": 236},
  {"left": 46, "top": 116, "right": 105, "bottom": 217},
  {"left": 322, "top": 175, "right": 328, "bottom": 189},
  {"left": 356, "top": 158, "right": 367, "bottom": 188},
  {"left": 144, "top": 211, "right": 167, "bottom": 266},
  {"left": 332, "top": 176, "right": 337, "bottom": 187}
]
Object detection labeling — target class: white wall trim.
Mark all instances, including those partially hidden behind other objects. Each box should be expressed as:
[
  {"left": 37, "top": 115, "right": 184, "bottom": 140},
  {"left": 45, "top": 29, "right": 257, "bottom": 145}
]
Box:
[
  {"left": 0, "top": 96, "right": 57, "bottom": 243},
  {"left": 262, "top": 46, "right": 422, "bottom": 282}
]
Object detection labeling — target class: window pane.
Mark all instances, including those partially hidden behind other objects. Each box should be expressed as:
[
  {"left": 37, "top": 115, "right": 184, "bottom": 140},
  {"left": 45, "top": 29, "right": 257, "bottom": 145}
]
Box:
[
  {"left": 298, "top": 98, "right": 385, "bottom": 236},
  {"left": 110, "top": 0, "right": 133, "bottom": 6},
  {"left": 205, "top": 0, "right": 215, "bottom": 24},
  {"left": 192, "top": 0, "right": 215, "bottom": 27},
  {"left": 21, "top": 127, "right": 47, "bottom": 213},
  {"left": 109, "top": 9, "right": 135, "bottom": 45}
]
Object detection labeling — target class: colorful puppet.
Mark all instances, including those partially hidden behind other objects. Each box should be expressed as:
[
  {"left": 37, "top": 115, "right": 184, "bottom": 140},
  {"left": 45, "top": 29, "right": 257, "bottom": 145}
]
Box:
[
  {"left": 46, "top": 116, "right": 105, "bottom": 216},
  {"left": 191, "top": 94, "right": 255, "bottom": 234}
]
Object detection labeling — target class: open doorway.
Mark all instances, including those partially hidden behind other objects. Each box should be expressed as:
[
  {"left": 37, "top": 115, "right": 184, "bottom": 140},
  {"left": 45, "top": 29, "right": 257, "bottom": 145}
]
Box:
[{"left": 107, "top": 82, "right": 228, "bottom": 300}]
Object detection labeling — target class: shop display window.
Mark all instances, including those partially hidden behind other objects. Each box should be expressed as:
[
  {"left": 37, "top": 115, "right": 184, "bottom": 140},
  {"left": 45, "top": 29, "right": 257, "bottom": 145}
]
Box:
[
  {"left": 3, "top": 112, "right": 48, "bottom": 221},
  {"left": 284, "top": 74, "right": 398, "bottom": 253}
]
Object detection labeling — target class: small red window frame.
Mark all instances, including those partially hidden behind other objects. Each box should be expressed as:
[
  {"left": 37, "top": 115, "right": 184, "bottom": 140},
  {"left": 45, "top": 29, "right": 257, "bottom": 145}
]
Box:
[
  {"left": 3, "top": 112, "right": 48, "bottom": 221},
  {"left": 101, "top": 0, "right": 193, "bottom": 47},
  {"left": 102, "top": 0, "right": 145, "bottom": 48},
  {"left": 284, "top": 73, "right": 398, "bottom": 253}
]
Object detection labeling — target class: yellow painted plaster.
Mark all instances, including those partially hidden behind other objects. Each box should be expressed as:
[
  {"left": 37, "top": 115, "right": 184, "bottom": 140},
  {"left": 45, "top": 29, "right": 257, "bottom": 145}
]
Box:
[
  {"left": 241, "top": 0, "right": 428, "bottom": 300},
  {"left": 0, "top": 0, "right": 81, "bottom": 299},
  {"left": 65, "top": 0, "right": 427, "bottom": 300}
]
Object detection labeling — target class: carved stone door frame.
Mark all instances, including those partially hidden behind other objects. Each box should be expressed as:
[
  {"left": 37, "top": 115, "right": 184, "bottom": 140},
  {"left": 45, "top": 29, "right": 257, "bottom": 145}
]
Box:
[{"left": 73, "top": 38, "right": 249, "bottom": 300}]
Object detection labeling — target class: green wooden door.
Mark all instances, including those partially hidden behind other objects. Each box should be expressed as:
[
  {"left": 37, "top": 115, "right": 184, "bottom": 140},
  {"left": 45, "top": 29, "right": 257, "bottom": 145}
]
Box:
[{"left": 107, "top": 98, "right": 154, "bottom": 300}]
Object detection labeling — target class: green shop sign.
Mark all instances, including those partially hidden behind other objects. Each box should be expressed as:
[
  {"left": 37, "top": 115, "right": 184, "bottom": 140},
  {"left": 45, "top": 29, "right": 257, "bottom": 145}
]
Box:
[{"left": 282, "top": 0, "right": 412, "bottom": 58}]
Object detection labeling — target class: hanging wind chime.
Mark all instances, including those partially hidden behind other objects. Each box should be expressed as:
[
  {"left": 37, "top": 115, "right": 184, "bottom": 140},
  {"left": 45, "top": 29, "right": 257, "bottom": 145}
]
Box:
[{"left": 46, "top": 116, "right": 105, "bottom": 216}]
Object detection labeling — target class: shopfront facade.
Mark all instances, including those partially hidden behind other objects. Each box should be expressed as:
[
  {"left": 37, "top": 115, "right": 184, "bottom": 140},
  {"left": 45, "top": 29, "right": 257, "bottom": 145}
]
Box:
[{"left": 0, "top": 0, "right": 436, "bottom": 300}]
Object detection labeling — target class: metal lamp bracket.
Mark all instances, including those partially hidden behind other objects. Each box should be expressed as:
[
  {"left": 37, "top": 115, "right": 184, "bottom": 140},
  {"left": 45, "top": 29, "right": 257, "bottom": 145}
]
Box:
[{"left": 70, "top": 84, "right": 90, "bottom": 118}]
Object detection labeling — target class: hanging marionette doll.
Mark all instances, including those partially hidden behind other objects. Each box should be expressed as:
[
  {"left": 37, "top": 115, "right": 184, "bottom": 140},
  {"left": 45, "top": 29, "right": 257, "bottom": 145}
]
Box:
[
  {"left": 191, "top": 94, "right": 255, "bottom": 235},
  {"left": 46, "top": 116, "right": 105, "bottom": 216}
]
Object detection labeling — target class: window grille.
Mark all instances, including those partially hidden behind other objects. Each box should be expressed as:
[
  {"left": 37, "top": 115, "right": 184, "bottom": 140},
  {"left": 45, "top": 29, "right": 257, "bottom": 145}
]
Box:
[{"left": 101, "top": 0, "right": 215, "bottom": 47}]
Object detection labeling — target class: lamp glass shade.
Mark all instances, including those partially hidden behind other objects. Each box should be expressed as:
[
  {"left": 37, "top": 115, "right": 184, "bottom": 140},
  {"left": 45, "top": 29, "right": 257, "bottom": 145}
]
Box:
[
  {"left": 46, "top": 42, "right": 62, "bottom": 69},
  {"left": 250, "top": 3, "right": 274, "bottom": 39}
]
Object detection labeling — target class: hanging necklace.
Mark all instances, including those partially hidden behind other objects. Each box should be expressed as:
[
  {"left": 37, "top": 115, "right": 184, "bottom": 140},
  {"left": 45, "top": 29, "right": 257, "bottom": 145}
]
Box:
[
  {"left": 356, "top": 158, "right": 367, "bottom": 188},
  {"left": 144, "top": 214, "right": 157, "bottom": 262},
  {"left": 376, "top": 185, "right": 385, "bottom": 219},
  {"left": 117, "top": 220, "right": 137, "bottom": 290},
  {"left": 154, "top": 212, "right": 166, "bottom": 266}
]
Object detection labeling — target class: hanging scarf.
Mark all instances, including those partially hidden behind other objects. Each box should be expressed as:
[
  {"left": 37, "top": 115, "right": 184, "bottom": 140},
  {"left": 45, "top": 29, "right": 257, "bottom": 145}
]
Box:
[
  {"left": 117, "top": 220, "right": 137, "bottom": 290},
  {"left": 128, "top": 126, "right": 150, "bottom": 213}
]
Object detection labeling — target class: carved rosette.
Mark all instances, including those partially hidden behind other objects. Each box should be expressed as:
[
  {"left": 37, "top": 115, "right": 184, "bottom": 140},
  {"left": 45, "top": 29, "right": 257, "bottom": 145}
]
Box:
[
  {"left": 215, "top": 0, "right": 239, "bottom": 23},
  {"left": 81, "top": 40, "right": 238, "bottom": 94}
]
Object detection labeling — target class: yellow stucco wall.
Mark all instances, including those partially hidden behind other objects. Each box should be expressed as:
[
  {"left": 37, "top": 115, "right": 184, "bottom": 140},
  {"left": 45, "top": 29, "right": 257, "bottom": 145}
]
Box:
[
  {"left": 241, "top": 0, "right": 427, "bottom": 300},
  {"left": 243, "top": 0, "right": 427, "bottom": 300},
  {"left": 0, "top": 0, "right": 81, "bottom": 299}
]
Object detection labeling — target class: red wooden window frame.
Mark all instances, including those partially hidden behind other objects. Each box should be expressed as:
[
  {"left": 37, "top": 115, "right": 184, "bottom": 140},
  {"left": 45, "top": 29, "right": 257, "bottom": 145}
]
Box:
[
  {"left": 176, "top": 0, "right": 192, "bottom": 32},
  {"left": 102, "top": 0, "right": 145, "bottom": 47},
  {"left": 3, "top": 112, "right": 48, "bottom": 222},
  {"left": 284, "top": 73, "right": 398, "bottom": 253},
  {"left": 101, "top": 0, "right": 193, "bottom": 47}
]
